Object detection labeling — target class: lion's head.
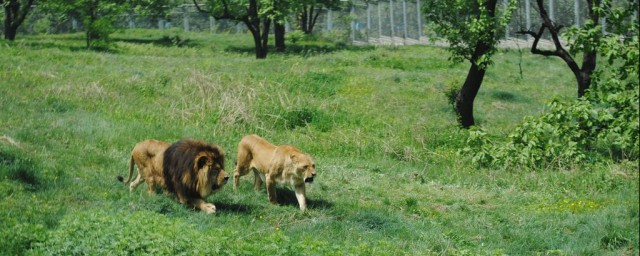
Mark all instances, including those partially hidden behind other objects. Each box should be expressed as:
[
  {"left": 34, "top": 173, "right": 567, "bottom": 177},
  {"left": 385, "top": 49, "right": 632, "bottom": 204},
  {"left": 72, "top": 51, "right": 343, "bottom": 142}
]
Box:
[
  {"left": 163, "top": 139, "right": 229, "bottom": 200},
  {"left": 193, "top": 148, "right": 228, "bottom": 196},
  {"left": 291, "top": 152, "right": 316, "bottom": 184}
]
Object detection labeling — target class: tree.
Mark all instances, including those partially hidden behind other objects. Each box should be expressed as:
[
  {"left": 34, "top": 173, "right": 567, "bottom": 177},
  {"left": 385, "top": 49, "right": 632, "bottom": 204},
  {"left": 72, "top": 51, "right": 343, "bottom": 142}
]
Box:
[
  {"left": 424, "top": 0, "right": 514, "bottom": 128},
  {"left": 462, "top": 5, "right": 638, "bottom": 167},
  {"left": 518, "top": 0, "right": 593, "bottom": 97},
  {"left": 295, "top": 0, "right": 341, "bottom": 34},
  {"left": 194, "top": 0, "right": 273, "bottom": 59},
  {"left": 129, "top": 0, "right": 177, "bottom": 27},
  {"left": 42, "top": 0, "right": 128, "bottom": 48},
  {"left": 272, "top": 0, "right": 290, "bottom": 52},
  {"left": 520, "top": 0, "right": 638, "bottom": 97},
  {"left": 1, "top": 0, "right": 36, "bottom": 40}
]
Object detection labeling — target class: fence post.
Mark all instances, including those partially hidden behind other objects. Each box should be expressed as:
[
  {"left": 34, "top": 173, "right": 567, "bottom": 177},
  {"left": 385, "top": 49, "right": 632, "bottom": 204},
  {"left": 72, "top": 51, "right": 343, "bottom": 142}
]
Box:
[
  {"left": 350, "top": 5, "right": 356, "bottom": 42},
  {"left": 402, "top": 0, "right": 407, "bottom": 41},
  {"left": 416, "top": 0, "right": 422, "bottom": 41},
  {"left": 72, "top": 18, "right": 79, "bottom": 32},
  {"left": 367, "top": 2, "right": 371, "bottom": 42},
  {"left": 525, "top": 0, "right": 531, "bottom": 39},
  {"left": 574, "top": 0, "right": 580, "bottom": 27},
  {"left": 183, "top": 11, "right": 190, "bottom": 32},
  {"left": 503, "top": 0, "right": 509, "bottom": 38},
  {"left": 327, "top": 10, "right": 333, "bottom": 31},
  {"left": 210, "top": 16, "right": 215, "bottom": 33},
  {"left": 549, "top": 0, "right": 554, "bottom": 21},
  {"left": 128, "top": 14, "right": 136, "bottom": 29},
  {"left": 377, "top": 1, "right": 383, "bottom": 38},
  {"left": 389, "top": 0, "right": 395, "bottom": 45}
]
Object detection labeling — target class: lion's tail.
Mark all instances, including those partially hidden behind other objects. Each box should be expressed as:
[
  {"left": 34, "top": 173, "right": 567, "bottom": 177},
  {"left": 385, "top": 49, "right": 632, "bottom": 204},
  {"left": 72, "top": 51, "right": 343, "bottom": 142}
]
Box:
[{"left": 117, "top": 156, "right": 135, "bottom": 183}]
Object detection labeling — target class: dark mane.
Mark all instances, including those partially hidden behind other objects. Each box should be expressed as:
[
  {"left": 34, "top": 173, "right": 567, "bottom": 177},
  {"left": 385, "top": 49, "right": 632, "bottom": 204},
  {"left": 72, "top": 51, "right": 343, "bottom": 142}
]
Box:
[{"left": 163, "top": 139, "right": 225, "bottom": 198}]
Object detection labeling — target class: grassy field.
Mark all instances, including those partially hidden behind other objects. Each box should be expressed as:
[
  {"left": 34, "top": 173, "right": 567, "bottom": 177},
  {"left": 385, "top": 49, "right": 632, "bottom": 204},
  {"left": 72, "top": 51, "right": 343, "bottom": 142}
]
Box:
[{"left": 1, "top": 29, "right": 638, "bottom": 255}]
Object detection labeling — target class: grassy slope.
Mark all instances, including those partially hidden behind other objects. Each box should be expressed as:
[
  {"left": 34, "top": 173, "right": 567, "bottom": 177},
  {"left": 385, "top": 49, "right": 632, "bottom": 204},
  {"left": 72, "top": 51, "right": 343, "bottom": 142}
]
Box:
[{"left": 0, "top": 30, "right": 637, "bottom": 255}]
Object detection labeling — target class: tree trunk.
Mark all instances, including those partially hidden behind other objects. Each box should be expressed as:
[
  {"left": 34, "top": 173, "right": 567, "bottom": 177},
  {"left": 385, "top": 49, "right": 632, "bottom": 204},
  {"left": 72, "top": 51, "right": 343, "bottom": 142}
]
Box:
[
  {"left": 4, "top": 1, "right": 17, "bottom": 40},
  {"left": 453, "top": 0, "right": 497, "bottom": 128},
  {"left": 85, "top": 2, "right": 99, "bottom": 48},
  {"left": 4, "top": 24, "right": 18, "bottom": 40},
  {"left": 258, "top": 18, "right": 270, "bottom": 58},
  {"left": 522, "top": 0, "right": 599, "bottom": 97},
  {"left": 299, "top": 5, "right": 320, "bottom": 34},
  {"left": 274, "top": 21, "right": 285, "bottom": 52},
  {"left": 455, "top": 63, "right": 486, "bottom": 128},
  {"left": 247, "top": 23, "right": 265, "bottom": 59},
  {"left": 244, "top": 0, "right": 269, "bottom": 59},
  {"left": 3, "top": 0, "right": 35, "bottom": 41}
]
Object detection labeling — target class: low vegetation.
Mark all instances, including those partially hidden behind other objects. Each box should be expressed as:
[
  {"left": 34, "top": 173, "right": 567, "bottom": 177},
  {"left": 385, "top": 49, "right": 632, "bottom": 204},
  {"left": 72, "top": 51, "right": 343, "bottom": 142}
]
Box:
[{"left": 0, "top": 29, "right": 637, "bottom": 255}]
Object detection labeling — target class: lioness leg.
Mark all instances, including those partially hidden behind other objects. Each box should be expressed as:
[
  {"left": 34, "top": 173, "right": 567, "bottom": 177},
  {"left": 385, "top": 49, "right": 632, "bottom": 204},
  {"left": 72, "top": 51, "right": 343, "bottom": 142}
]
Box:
[
  {"left": 265, "top": 175, "right": 278, "bottom": 205},
  {"left": 253, "top": 170, "right": 264, "bottom": 191},
  {"left": 233, "top": 158, "right": 251, "bottom": 191},
  {"left": 295, "top": 185, "right": 307, "bottom": 212}
]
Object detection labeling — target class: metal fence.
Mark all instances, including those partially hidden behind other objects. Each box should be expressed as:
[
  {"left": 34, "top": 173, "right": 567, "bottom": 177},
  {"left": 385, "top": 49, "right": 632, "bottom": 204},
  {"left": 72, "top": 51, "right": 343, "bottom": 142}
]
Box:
[{"left": 3, "top": 0, "right": 613, "bottom": 45}]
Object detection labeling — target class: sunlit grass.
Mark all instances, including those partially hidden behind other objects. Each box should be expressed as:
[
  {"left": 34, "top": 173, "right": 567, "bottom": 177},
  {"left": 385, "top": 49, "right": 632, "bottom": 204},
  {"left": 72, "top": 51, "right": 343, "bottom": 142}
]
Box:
[{"left": 0, "top": 29, "right": 637, "bottom": 255}]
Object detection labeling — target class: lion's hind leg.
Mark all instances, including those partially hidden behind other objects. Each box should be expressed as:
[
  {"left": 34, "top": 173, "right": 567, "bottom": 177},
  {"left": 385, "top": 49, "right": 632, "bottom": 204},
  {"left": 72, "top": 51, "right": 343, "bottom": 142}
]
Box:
[
  {"left": 145, "top": 178, "right": 157, "bottom": 195},
  {"left": 129, "top": 170, "right": 144, "bottom": 192}
]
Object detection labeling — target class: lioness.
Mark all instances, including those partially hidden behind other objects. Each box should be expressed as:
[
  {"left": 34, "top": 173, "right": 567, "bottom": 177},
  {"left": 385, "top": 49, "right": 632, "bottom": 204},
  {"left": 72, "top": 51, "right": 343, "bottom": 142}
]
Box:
[
  {"left": 118, "top": 139, "right": 170, "bottom": 194},
  {"left": 234, "top": 134, "right": 316, "bottom": 211}
]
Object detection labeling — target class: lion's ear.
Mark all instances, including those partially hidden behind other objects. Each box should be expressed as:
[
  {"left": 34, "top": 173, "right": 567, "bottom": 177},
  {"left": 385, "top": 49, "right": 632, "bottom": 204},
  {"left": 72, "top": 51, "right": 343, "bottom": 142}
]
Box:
[{"left": 196, "top": 156, "right": 209, "bottom": 170}]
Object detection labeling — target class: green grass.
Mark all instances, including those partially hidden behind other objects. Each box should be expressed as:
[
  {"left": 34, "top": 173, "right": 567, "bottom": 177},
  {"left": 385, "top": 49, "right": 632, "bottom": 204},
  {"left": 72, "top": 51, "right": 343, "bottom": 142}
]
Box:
[{"left": 1, "top": 29, "right": 637, "bottom": 255}]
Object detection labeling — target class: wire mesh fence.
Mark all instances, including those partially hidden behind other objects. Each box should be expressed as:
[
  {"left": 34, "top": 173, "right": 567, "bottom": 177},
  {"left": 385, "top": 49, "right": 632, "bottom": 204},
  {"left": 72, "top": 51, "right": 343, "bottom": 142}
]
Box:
[{"left": 3, "top": 0, "right": 614, "bottom": 46}]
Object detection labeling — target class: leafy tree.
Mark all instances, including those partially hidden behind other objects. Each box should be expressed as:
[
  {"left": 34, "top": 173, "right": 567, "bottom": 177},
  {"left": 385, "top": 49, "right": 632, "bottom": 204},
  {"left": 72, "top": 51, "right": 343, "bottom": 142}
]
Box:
[
  {"left": 294, "top": 0, "right": 341, "bottom": 34},
  {"left": 129, "top": 0, "right": 177, "bottom": 25},
  {"left": 194, "top": 0, "right": 273, "bottom": 59},
  {"left": 1, "top": 0, "right": 36, "bottom": 40},
  {"left": 518, "top": 0, "right": 636, "bottom": 97},
  {"left": 424, "top": 0, "right": 515, "bottom": 128},
  {"left": 42, "top": 0, "right": 128, "bottom": 49}
]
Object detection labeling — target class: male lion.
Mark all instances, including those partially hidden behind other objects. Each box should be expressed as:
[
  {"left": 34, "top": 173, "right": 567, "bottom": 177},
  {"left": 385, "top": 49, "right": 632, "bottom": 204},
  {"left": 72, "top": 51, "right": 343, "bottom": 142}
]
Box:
[
  {"left": 118, "top": 139, "right": 170, "bottom": 195},
  {"left": 163, "top": 139, "right": 229, "bottom": 214},
  {"left": 234, "top": 134, "right": 317, "bottom": 211}
]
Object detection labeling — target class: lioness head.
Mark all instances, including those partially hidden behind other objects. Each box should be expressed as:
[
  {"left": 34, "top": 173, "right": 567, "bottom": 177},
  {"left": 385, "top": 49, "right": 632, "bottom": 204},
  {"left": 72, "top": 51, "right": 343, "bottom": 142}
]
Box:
[
  {"left": 291, "top": 153, "right": 316, "bottom": 183},
  {"left": 195, "top": 147, "right": 229, "bottom": 196}
]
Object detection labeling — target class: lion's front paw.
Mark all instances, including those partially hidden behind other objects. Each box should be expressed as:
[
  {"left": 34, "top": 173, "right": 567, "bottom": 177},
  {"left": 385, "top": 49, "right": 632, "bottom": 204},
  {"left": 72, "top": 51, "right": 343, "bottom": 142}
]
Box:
[{"left": 201, "top": 203, "right": 216, "bottom": 214}]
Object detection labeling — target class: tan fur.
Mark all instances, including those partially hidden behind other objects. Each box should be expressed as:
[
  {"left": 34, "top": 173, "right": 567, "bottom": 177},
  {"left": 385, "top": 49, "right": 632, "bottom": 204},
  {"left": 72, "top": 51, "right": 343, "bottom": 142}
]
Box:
[
  {"left": 119, "top": 139, "right": 229, "bottom": 214},
  {"left": 119, "top": 139, "right": 170, "bottom": 194},
  {"left": 163, "top": 139, "right": 229, "bottom": 214},
  {"left": 234, "top": 134, "right": 317, "bottom": 211}
]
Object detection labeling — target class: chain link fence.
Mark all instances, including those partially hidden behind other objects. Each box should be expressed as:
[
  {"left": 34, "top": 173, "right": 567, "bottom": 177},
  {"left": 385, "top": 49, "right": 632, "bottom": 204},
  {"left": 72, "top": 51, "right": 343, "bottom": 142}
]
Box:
[{"left": 3, "top": 0, "right": 612, "bottom": 46}]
